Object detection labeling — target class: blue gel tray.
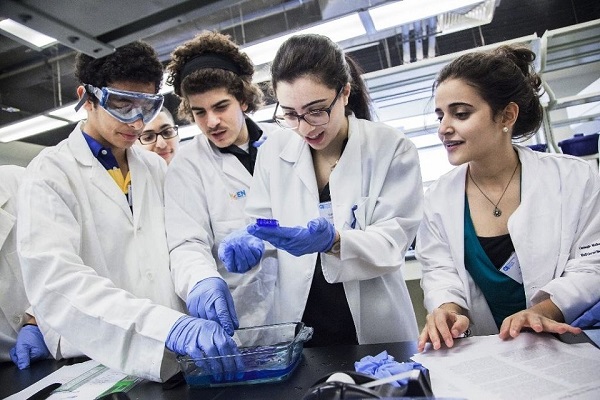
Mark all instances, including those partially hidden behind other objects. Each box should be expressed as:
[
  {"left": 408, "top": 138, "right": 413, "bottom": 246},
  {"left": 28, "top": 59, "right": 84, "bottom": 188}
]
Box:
[{"left": 177, "top": 322, "right": 313, "bottom": 388}]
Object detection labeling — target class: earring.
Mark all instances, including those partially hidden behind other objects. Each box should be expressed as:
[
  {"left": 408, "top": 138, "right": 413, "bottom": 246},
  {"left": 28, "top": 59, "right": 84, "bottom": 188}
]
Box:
[{"left": 502, "top": 126, "right": 509, "bottom": 133}]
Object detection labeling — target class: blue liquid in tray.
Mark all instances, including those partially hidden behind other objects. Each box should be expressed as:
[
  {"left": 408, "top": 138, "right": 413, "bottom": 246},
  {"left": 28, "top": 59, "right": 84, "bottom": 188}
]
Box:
[{"left": 184, "top": 345, "right": 302, "bottom": 387}]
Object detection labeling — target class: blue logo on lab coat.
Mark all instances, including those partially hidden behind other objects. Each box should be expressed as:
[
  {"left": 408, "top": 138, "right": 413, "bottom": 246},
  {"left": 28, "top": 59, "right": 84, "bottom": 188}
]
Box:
[{"left": 230, "top": 190, "right": 246, "bottom": 200}]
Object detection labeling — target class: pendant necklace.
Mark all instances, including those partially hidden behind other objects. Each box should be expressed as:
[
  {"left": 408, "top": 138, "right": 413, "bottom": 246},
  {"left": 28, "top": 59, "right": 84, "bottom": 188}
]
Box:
[{"left": 468, "top": 161, "right": 519, "bottom": 217}]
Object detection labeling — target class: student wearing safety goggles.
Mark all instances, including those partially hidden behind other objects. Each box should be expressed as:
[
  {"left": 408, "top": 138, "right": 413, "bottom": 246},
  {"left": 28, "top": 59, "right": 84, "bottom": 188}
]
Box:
[
  {"left": 136, "top": 107, "right": 180, "bottom": 164},
  {"left": 16, "top": 41, "right": 239, "bottom": 381},
  {"left": 163, "top": 31, "right": 280, "bottom": 343}
]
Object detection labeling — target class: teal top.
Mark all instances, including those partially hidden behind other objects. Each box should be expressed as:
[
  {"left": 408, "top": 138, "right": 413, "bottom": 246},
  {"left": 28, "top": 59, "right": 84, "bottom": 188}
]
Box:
[{"left": 464, "top": 197, "right": 526, "bottom": 328}]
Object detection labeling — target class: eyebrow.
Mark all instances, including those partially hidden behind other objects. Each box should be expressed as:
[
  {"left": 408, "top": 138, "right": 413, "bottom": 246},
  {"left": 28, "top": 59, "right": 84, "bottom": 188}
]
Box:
[
  {"left": 434, "top": 101, "right": 474, "bottom": 112},
  {"left": 280, "top": 97, "right": 329, "bottom": 111},
  {"left": 190, "top": 98, "right": 230, "bottom": 112},
  {"left": 143, "top": 123, "right": 171, "bottom": 133}
]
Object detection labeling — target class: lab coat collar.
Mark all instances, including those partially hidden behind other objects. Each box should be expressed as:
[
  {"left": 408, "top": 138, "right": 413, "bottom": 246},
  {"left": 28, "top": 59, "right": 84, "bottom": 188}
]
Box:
[
  {"left": 0, "top": 182, "right": 15, "bottom": 249},
  {"left": 203, "top": 133, "right": 252, "bottom": 185},
  {"left": 280, "top": 132, "right": 319, "bottom": 198},
  {"left": 0, "top": 207, "right": 15, "bottom": 249},
  {"left": 68, "top": 123, "right": 135, "bottom": 222},
  {"left": 278, "top": 116, "right": 360, "bottom": 198}
]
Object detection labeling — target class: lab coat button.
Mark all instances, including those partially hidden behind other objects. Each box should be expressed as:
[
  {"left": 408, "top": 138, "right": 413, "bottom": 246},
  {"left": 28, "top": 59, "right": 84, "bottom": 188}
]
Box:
[
  {"left": 12, "top": 315, "right": 21, "bottom": 324},
  {"left": 146, "top": 272, "right": 154, "bottom": 280}
]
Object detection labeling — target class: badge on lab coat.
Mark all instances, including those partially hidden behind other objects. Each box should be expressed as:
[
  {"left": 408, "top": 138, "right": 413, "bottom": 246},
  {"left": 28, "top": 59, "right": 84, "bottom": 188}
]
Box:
[
  {"left": 499, "top": 252, "right": 523, "bottom": 284},
  {"left": 319, "top": 201, "right": 334, "bottom": 226}
]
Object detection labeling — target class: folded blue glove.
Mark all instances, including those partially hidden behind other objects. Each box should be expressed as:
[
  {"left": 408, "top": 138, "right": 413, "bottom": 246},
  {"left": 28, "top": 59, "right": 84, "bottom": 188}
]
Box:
[
  {"left": 166, "top": 316, "right": 243, "bottom": 380},
  {"left": 186, "top": 278, "right": 239, "bottom": 336},
  {"left": 9, "top": 325, "right": 50, "bottom": 370},
  {"left": 252, "top": 135, "right": 267, "bottom": 148},
  {"left": 247, "top": 217, "right": 335, "bottom": 257},
  {"left": 355, "top": 351, "right": 425, "bottom": 387},
  {"left": 572, "top": 300, "right": 600, "bottom": 328},
  {"left": 218, "top": 228, "right": 265, "bottom": 273}
]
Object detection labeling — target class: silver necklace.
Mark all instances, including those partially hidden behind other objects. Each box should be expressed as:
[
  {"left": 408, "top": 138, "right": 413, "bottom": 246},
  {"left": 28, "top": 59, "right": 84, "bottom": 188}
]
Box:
[
  {"left": 468, "top": 161, "right": 519, "bottom": 217},
  {"left": 328, "top": 158, "right": 340, "bottom": 171}
]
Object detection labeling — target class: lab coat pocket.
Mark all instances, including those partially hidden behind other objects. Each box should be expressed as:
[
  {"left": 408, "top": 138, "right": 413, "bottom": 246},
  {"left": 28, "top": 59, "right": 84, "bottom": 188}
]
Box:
[
  {"left": 230, "top": 252, "right": 278, "bottom": 328},
  {"left": 348, "top": 197, "right": 369, "bottom": 231}
]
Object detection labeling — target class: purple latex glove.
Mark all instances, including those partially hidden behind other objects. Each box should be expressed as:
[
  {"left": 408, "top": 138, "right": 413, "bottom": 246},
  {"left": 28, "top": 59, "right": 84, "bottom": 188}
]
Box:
[
  {"left": 355, "top": 351, "right": 424, "bottom": 387},
  {"left": 248, "top": 217, "right": 335, "bottom": 257},
  {"left": 9, "top": 325, "right": 50, "bottom": 369},
  {"left": 572, "top": 300, "right": 600, "bottom": 328},
  {"left": 186, "top": 277, "right": 239, "bottom": 336},
  {"left": 165, "top": 315, "right": 243, "bottom": 381},
  {"left": 218, "top": 228, "right": 265, "bottom": 273}
]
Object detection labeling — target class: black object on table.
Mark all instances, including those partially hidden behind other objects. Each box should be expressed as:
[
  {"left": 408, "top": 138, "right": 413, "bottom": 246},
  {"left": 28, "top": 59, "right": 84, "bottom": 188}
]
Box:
[{"left": 0, "top": 342, "right": 417, "bottom": 400}]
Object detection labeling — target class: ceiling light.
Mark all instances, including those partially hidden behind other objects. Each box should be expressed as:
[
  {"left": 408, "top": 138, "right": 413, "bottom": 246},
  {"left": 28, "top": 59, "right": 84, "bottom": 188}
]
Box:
[
  {"left": 0, "top": 18, "right": 57, "bottom": 49},
  {"left": 368, "top": 0, "right": 485, "bottom": 31},
  {"left": 48, "top": 104, "right": 86, "bottom": 123},
  {"left": 244, "top": 13, "right": 366, "bottom": 66},
  {"left": 0, "top": 116, "right": 69, "bottom": 143}
]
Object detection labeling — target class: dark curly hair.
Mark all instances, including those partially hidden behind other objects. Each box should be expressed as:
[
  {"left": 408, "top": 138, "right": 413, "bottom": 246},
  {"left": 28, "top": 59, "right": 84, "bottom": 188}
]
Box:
[
  {"left": 166, "top": 31, "right": 263, "bottom": 122},
  {"left": 434, "top": 44, "right": 543, "bottom": 141},
  {"left": 75, "top": 41, "right": 163, "bottom": 98}
]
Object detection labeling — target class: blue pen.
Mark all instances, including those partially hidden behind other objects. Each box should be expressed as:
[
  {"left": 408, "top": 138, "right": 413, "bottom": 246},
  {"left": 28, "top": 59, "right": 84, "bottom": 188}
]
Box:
[{"left": 350, "top": 205, "right": 358, "bottom": 229}]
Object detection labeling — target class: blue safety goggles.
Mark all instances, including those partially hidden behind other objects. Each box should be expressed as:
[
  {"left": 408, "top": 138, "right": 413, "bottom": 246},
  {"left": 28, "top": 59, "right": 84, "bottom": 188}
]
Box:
[{"left": 75, "top": 84, "right": 164, "bottom": 124}]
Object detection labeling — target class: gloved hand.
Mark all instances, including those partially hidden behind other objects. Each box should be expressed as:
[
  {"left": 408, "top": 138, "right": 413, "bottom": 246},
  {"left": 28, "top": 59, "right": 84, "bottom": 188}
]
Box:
[
  {"left": 572, "top": 300, "right": 600, "bottom": 328},
  {"left": 218, "top": 228, "right": 265, "bottom": 273},
  {"left": 355, "top": 351, "right": 426, "bottom": 387},
  {"left": 165, "top": 316, "right": 243, "bottom": 380},
  {"left": 252, "top": 135, "right": 267, "bottom": 148},
  {"left": 9, "top": 325, "right": 50, "bottom": 370},
  {"left": 248, "top": 217, "right": 336, "bottom": 257},
  {"left": 186, "top": 278, "right": 239, "bottom": 336}
]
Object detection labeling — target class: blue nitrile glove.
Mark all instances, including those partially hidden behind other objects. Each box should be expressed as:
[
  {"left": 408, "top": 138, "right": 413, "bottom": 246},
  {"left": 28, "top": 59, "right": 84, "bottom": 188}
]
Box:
[
  {"left": 166, "top": 316, "right": 243, "bottom": 381},
  {"left": 252, "top": 135, "right": 267, "bottom": 148},
  {"left": 355, "top": 351, "right": 426, "bottom": 387},
  {"left": 186, "top": 277, "right": 239, "bottom": 336},
  {"left": 247, "top": 217, "right": 335, "bottom": 257},
  {"left": 218, "top": 228, "right": 265, "bottom": 273},
  {"left": 572, "top": 300, "right": 600, "bottom": 328},
  {"left": 9, "top": 325, "right": 50, "bottom": 370}
]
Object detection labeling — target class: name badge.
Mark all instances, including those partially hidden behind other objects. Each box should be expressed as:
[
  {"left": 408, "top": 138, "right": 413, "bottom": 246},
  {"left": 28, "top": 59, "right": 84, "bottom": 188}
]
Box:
[
  {"left": 319, "top": 201, "right": 334, "bottom": 226},
  {"left": 499, "top": 252, "right": 523, "bottom": 284}
]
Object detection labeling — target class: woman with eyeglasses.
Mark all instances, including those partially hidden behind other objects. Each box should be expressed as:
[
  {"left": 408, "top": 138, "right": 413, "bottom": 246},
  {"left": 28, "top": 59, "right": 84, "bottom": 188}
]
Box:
[
  {"left": 219, "top": 34, "right": 424, "bottom": 346},
  {"left": 137, "top": 107, "right": 180, "bottom": 164}
]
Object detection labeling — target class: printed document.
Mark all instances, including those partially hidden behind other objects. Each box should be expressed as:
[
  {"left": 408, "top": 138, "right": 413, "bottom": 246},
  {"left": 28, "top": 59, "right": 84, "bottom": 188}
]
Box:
[{"left": 411, "top": 332, "right": 600, "bottom": 399}]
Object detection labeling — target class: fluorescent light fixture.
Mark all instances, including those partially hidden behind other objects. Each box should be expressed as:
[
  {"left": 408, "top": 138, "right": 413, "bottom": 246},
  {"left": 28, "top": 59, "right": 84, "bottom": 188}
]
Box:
[
  {"left": 48, "top": 103, "right": 86, "bottom": 123},
  {"left": 244, "top": 13, "right": 366, "bottom": 66},
  {"left": 368, "top": 0, "right": 485, "bottom": 31},
  {"left": 384, "top": 113, "right": 438, "bottom": 132},
  {"left": 0, "top": 115, "right": 69, "bottom": 143},
  {"left": 0, "top": 18, "right": 57, "bottom": 49}
]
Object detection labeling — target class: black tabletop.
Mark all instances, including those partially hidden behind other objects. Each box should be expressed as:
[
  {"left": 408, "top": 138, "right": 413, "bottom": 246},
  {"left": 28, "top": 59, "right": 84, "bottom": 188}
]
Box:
[{"left": 0, "top": 341, "right": 418, "bottom": 399}]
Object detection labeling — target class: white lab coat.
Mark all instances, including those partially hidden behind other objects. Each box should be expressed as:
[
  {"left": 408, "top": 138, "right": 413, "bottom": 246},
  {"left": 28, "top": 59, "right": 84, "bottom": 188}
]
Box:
[
  {"left": 246, "top": 115, "right": 423, "bottom": 344},
  {"left": 165, "top": 122, "right": 280, "bottom": 328},
  {"left": 0, "top": 165, "right": 31, "bottom": 362},
  {"left": 17, "top": 124, "right": 186, "bottom": 382},
  {"left": 417, "top": 146, "right": 600, "bottom": 335}
]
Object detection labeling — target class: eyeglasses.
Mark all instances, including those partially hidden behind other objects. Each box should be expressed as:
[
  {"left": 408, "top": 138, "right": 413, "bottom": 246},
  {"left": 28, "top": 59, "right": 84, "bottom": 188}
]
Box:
[
  {"left": 75, "top": 84, "right": 164, "bottom": 124},
  {"left": 138, "top": 125, "right": 179, "bottom": 145},
  {"left": 273, "top": 86, "right": 344, "bottom": 130}
]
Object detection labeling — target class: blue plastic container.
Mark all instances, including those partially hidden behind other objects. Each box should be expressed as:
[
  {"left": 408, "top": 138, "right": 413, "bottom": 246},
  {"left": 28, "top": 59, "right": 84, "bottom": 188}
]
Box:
[{"left": 558, "top": 133, "right": 599, "bottom": 156}]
